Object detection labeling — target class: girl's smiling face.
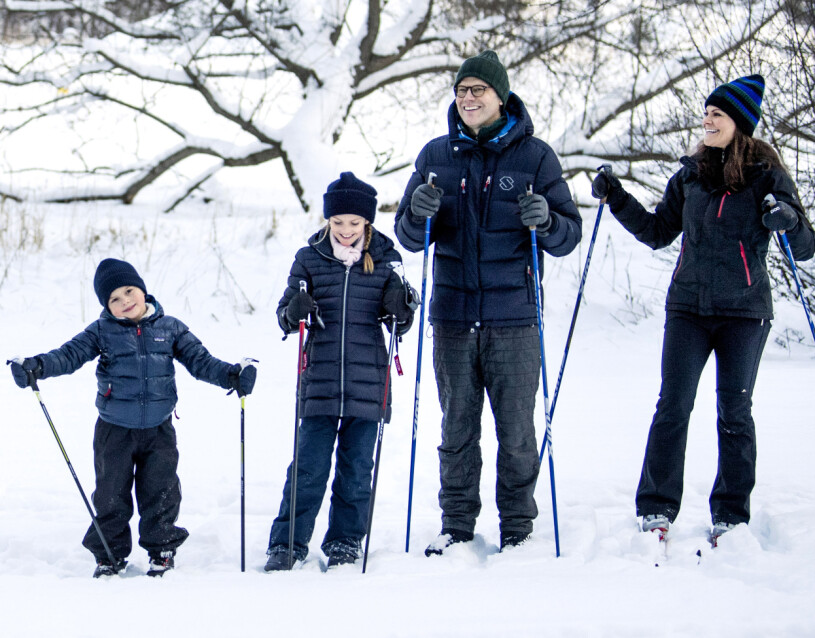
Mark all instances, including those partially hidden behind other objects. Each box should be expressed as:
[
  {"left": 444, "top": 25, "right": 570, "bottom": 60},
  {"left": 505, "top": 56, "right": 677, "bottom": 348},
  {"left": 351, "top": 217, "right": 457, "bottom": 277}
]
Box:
[
  {"left": 107, "top": 285, "right": 148, "bottom": 321},
  {"left": 329, "top": 214, "right": 367, "bottom": 247},
  {"left": 702, "top": 106, "right": 737, "bottom": 148}
]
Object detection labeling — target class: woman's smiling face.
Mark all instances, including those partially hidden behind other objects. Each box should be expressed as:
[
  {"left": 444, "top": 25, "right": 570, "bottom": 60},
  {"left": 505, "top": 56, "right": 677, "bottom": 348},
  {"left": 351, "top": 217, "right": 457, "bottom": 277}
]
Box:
[{"left": 702, "top": 106, "right": 737, "bottom": 148}]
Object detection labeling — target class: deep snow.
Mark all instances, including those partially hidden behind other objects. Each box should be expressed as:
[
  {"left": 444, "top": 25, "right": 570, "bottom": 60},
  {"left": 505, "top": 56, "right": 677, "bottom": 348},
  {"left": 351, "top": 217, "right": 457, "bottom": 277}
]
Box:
[{"left": 0, "top": 185, "right": 813, "bottom": 637}]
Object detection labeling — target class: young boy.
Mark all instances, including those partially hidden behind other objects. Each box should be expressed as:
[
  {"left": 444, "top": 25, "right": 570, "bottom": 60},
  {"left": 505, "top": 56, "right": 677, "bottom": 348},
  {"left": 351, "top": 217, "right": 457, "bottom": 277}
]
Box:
[{"left": 9, "top": 258, "right": 257, "bottom": 578}]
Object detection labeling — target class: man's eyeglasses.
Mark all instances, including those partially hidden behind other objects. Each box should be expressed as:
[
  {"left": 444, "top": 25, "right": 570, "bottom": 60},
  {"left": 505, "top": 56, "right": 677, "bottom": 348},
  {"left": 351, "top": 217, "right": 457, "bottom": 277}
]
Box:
[{"left": 455, "top": 85, "right": 489, "bottom": 98}]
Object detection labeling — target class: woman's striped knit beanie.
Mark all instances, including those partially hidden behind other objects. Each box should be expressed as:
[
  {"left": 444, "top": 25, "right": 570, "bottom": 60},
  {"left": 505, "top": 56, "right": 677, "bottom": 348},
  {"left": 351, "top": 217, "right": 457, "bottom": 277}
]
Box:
[{"left": 704, "top": 74, "right": 765, "bottom": 137}]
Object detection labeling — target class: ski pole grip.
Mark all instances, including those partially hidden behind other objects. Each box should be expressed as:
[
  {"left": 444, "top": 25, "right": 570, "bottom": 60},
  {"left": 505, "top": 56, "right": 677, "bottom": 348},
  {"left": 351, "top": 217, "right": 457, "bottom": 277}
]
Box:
[
  {"left": 299, "top": 280, "right": 307, "bottom": 293},
  {"left": 526, "top": 183, "right": 536, "bottom": 230},
  {"left": 427, "top": 172, "right": 437, "bottom": 188},
  {"left": 763, "top": 194, "right": 786, "bottom": 236},
  {"left": 597, "top": 164, "right": 612, "bottom": 204}
]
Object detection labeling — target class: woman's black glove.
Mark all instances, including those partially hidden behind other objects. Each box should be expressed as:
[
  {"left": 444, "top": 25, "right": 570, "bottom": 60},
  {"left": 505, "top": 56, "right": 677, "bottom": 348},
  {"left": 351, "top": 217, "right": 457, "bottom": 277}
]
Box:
[
  {"left": 762, "top": 195, "right": 798, "bottom": 232},
  {"left": 591, "top": 165, "right": 626, "bottom": 208}
]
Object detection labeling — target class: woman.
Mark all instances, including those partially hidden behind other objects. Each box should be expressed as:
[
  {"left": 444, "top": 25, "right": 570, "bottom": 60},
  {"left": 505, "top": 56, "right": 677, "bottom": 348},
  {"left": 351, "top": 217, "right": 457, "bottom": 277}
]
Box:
[{"left": 591, "top": 74, "right": 815, "bottom": 544}]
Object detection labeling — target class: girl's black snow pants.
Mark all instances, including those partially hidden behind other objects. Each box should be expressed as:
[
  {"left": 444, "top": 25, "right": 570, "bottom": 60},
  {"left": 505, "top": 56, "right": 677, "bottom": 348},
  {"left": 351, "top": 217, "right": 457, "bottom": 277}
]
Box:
[
  {"left": 82, "top": 418, "right": 188, "bottom": 561},
  {"left": 635, "top": 310, "right": 771, "bottom": 525}
]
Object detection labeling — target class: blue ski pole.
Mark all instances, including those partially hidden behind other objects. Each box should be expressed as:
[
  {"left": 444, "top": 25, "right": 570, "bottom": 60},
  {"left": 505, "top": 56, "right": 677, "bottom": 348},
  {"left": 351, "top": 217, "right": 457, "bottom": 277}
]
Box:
[
  {"left": 550, "top": 164, "right": 610, "bottom": 422},
  {"left": 764, "top": 195, "right": 815, "bottom": 344},
  {"left": 405, "top": 171, "right": 436, "bottom": 553},
  {"left": 527, "top": 184, "right": 561, "bottom": 557}
]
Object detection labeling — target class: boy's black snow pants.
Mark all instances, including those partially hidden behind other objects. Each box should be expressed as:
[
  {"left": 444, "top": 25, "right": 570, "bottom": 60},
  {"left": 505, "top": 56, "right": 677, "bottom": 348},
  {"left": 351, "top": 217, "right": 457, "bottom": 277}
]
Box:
[
  {"left": 82, "top": 418, "right": 188, "bottom": 561},
  {"left": 432, "top": 324, "right": 541, "bottom": 537},
  {"left": 636, "top": 310, "right": 771, "bottom": 525}
]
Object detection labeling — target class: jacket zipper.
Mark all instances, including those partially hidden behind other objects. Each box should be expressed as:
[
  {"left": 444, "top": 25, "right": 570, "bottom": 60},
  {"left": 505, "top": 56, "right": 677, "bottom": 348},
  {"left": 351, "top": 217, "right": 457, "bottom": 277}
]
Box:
[
  {"left": 137, "top": 323, "right": 146, "bottom": 428},
  {"left": 673, "top": 239, "right": 686, "bottom": 280},
  {"left": 339, "top": 265, "right": 351, "bottom": 417},
  {"left": 717, "top": 191, "right": 730, "bottom": 217},
  {"left": 739, "top": 241, "right": 752, "bottom": 286}
]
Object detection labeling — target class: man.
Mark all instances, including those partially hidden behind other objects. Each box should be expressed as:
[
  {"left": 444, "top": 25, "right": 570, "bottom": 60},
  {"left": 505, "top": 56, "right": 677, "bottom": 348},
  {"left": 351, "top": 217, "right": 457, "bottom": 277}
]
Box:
[{"left": 395, "top": 50, "right": 581, "bottom": 555}]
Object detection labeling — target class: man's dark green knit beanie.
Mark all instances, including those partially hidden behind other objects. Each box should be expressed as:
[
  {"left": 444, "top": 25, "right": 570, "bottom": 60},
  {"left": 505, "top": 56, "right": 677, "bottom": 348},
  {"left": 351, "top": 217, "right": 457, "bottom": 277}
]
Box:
[{"left": 454, "top": 50, "right": 510, "bottom": 104}]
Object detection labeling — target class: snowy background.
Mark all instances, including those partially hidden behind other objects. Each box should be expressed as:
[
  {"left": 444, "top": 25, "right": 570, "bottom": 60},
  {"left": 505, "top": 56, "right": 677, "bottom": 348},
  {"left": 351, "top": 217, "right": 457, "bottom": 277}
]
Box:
[{"left": 0, "top": 163, "right": 813, "bottom": 636}]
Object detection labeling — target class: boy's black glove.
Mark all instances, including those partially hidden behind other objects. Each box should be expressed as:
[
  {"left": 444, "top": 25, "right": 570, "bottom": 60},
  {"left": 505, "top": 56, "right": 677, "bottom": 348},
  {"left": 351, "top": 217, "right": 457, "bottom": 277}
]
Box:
[
  {"left": 762, "top": 195, "right": 798, "bottom": 232},
  {"left": 410, "top": 183, "right": 443, "bottom": 219},
  {"left": 285, "top": 290, "right": 315, "bottom": 325},
  {"left": 228, "top": 358, "right": 258, "bottom": 397},
  {"left": 8, "top": 357, "right": 43, "bottom": 389}
]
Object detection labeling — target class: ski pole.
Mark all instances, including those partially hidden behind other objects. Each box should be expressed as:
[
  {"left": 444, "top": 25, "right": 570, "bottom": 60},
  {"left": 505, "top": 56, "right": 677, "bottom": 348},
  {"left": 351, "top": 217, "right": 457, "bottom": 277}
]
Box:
[
  {"left": 405, "top": 171, "right": 436, "bottom": 553},
  {"left": 549, "top": 164, "right": 609, "bottom": 422},
  {"left": 764, "top": 195, "right": 815, "bottom": 344},
  {"left": 233, "top": 356, "right": 258, "bottom": 573},
  {"left": 240, "top": 394, "right": 246, "bottom": 572},
  {"left": 8, "top": 362, "right": 119, "bottom": 569},
  {"left": 288, "top": 280, "right": 309, "bottom": 569},
  {"left": 362, "top": 316, "right": 399, "bottom": 574},
  {"left": 526, "top": 185, "right": 561, "bottom": 558}
]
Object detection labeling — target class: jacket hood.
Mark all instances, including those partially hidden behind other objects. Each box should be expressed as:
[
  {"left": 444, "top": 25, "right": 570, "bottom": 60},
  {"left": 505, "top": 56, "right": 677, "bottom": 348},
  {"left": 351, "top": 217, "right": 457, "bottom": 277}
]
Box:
[{"left": 446, "top": 92, "right": 534, "bottom": 151}]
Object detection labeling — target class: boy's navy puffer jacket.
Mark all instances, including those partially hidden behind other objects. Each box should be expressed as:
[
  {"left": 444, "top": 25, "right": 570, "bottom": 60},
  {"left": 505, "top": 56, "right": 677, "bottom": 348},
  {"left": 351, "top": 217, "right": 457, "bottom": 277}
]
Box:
[
  {"left": 35, "top": 296, "right": 235, "bottom": 428},
  {"left": 394, "top": 93, "right": 582, "bottom": 329},
  {"left": 277, "top": 228, "right": 413, "bottom": 423}
]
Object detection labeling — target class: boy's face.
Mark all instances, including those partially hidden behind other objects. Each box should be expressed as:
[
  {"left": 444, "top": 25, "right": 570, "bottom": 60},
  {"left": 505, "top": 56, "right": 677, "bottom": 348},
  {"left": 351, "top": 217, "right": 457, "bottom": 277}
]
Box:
[{"left": 107, "top": 285, "right": 148, "bottom": 321}]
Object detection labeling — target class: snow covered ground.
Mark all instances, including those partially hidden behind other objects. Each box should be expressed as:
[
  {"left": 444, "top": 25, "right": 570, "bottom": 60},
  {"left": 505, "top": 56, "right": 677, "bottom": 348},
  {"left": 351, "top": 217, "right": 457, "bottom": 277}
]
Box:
[{"left": 0, "top": 185, "right": 813, "bottom": 637}]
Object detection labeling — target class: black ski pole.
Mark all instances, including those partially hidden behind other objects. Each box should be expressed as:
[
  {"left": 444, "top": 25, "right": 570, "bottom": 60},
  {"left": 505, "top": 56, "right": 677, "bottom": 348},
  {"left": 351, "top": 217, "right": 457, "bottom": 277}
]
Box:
[
  {"left": 8, "top": 362, "right": 119, "bottom": 569},
  {"left": 549, "top": 164, "right": 609, "bottom": 422},
  {"left": 362, "top": 316, "right": 399, "bottom": 574},
  {"left": 405, "top": 171, "right": 436, "bottom": 553},
  {"left": 288, "top": 280, "right": 309, "bottom": 569}
]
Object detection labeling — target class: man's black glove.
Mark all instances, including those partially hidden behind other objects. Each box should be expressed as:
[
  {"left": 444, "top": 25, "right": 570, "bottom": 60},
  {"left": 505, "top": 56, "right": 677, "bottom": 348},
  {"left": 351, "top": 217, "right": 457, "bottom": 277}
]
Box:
[
  {"left": 228, "top": 358, "right": 257, "bottom": 397},
  {"left": 285, "top": 290, "right": 315, "bottom": 325},
  {"left": 8, "top": 357, "right": 43, "bottom": 389},
  {"left": 518, "top": 193, "right": 551, "bottom": 230},
  {"left": 762, "top": 195, "right": 798, "bottom": 232},
  {"left": 410, "top": 183, "right": 444, "bottom": 219},
  {"left": 591, "top": 165, "right": 624, "bottom": 205}
]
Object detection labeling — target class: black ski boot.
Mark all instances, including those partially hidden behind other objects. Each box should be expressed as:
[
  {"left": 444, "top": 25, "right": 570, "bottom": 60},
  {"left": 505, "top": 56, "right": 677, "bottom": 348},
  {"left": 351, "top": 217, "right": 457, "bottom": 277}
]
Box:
[
  {"left": 93, "top": 558, "right": 127, "bottom": 578},
  {"left": 146, "top": 551, "right": 175, "bottom": 577},
  {"left": 424, "top": 528, "right": 474, "bottom": 556}
]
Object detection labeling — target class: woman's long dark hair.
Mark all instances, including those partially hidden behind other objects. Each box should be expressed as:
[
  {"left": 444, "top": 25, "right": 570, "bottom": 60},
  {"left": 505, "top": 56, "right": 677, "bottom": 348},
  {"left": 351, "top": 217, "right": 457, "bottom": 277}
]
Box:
[{"left": 692, "top": 128, "right": 787, "bottom": 190}]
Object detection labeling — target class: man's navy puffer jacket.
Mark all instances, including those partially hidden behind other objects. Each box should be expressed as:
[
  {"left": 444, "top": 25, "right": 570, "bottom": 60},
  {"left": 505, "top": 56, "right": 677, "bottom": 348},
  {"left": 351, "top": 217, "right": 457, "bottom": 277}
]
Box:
[
  {"left": 395, "top": 93, "right": 582, "bottom": 328},
  {"left": 35, "top": 296, "right": 235, "bottom": 428}
]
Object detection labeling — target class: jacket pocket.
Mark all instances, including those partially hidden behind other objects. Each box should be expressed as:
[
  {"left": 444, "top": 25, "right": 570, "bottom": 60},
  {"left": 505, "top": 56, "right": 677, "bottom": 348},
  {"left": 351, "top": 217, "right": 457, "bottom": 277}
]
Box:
[{"left": 739, "top": 241, "right": 752, "bottom": 286}]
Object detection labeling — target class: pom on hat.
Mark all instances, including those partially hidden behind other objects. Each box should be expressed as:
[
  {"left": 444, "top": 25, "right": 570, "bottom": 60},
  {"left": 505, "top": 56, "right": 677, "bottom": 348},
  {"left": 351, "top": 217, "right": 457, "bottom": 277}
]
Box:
[
  {"left": 454, "top": 50, "right": 510, "bottom": 105},
  {"left": 705, "top": 74, "right": 765, "bottom": 137},
  {"left": 93, "top": 258, "right": 147, "bottom": 308},
  {"left": 323, "top": 172, "right": 378, "bottom": 224}
]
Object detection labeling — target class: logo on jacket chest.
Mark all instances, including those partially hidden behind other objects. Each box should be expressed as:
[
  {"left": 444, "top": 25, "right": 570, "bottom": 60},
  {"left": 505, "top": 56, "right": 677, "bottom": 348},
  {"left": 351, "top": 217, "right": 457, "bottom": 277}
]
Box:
[{"left": 498, "top": 176, "right": 515, "bottom": 191}]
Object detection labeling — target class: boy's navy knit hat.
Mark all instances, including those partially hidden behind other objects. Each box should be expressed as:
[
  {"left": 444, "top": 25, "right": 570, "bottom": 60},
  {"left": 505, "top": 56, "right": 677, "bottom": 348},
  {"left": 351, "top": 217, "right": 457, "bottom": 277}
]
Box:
[
  {"left": 323, "top": 171, "right": 378, "bottom": 224},
  {"left": 454, "top": 50, "right": 510, "bottom": 104},
  {"left": 93, "top": 258, "right": 147, "bottom": 308},
  {"left": 705, "top": 74, "right": 765, "bottom": 137}
]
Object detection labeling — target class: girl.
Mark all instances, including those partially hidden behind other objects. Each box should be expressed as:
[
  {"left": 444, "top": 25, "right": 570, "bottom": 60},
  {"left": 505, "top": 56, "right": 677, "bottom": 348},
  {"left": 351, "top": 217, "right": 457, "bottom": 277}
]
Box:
[
  {"left": 591, "top": 74, "right": 815, "bottom": 544},
  {"left": 264, "top": 172, "right": 416, "bottom": 570}
]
